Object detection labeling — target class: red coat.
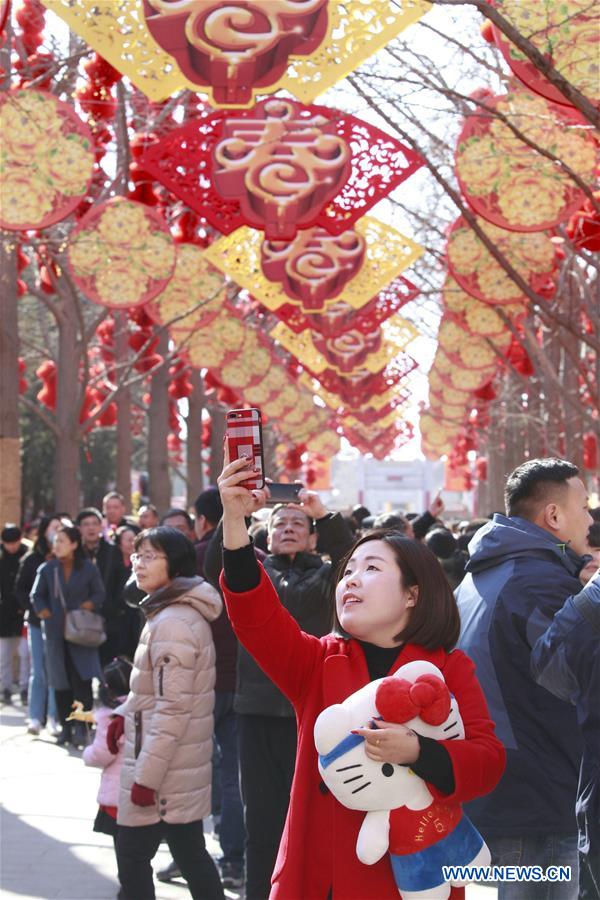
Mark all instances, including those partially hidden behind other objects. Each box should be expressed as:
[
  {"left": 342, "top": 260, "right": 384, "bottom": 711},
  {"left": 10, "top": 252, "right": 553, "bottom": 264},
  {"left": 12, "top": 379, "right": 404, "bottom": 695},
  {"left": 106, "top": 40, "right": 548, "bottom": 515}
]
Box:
[{"left": 222, "top": 565, "right": 505, "bottom": 900}]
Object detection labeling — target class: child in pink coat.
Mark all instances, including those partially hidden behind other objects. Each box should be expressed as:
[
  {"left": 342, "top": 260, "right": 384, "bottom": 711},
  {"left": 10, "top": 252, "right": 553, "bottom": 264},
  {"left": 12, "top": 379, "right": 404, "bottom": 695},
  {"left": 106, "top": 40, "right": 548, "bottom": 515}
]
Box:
[{"left": 83, "top": 657, "right": 132, "bottom": 843}]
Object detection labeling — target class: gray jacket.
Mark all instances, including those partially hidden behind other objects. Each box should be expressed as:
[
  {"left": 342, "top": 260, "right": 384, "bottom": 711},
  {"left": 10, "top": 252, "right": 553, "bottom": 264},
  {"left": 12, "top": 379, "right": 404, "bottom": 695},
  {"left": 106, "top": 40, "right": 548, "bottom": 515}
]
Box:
[{"left": 31, "top": 558, "right": 105, "bottom": 689}]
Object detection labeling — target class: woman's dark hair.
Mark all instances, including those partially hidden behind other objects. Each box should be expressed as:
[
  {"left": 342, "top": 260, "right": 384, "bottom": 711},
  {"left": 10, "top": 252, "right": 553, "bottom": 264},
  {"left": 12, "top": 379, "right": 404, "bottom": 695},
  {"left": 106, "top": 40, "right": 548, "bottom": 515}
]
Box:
[
  {"left": 332, "top": 530, "right": 461, "bottom": 652},
  {"left": 33, "top": 515, "right": 60, "bottom": 557},
  {"left": 133, "top": 526, "right": 197, "bottom": 579},
  {"left": 115, "top": 524, "right": 140, "bottom": 547},
  {"left": 99, "top": 656, "right": 133, "bottom": 708},
  {"left": 55, "top": 524, "right": 85, "bottom": 567}
]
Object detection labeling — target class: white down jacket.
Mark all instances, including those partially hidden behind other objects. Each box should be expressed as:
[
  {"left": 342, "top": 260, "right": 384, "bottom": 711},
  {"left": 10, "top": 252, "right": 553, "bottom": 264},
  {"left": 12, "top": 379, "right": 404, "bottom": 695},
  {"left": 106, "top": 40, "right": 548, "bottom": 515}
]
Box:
[{"left": 116, "top": 576, "right": 222, "bottom": 827}]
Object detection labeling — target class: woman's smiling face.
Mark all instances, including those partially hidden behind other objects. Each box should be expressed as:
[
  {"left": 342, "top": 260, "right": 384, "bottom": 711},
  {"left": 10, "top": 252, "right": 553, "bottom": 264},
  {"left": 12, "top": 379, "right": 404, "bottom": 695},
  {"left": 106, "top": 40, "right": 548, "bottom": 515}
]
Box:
[{"left": 335, "top": 539, "right": 417, "bottom": 647}]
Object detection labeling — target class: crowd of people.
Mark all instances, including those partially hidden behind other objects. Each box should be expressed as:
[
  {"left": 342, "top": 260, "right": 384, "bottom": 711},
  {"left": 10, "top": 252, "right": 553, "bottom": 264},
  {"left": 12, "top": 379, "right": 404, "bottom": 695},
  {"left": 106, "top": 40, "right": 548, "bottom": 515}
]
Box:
[{"left": 0, "top": 457, "right": 598, "bottom": 900}]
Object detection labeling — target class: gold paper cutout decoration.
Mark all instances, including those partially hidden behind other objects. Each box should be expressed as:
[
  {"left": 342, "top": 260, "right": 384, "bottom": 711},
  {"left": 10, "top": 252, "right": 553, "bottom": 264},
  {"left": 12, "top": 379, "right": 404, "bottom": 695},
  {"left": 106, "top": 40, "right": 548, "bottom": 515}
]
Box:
[
  {"left": 344, "top": 408, "right": 401, "bottom": 431},
  {"left": 147, "top": 244, "right": 227, "bottom": 330},
  {"left": 175, "top": 311, "right": 246, "bottom": 369},
  {"left": 490, "top": 1, "right": 600, "bottom": 108},
  {"left": 446, "top": 215, "right": 556, "bottom": 306},
  {"left": 41, "top": 0, "right": 428, "bottom": 106},
  {"left": 271, "top": 315, "right": 418, "bottom": 376},
  {"left": 455, "top": 90, "right": 597, "bottom": 232},
  {"left": 68, "top": 197, "right": 176, "bottom": 308},
  {"left": 204, "top": 217, "right": 424, "bottom": 313},
  {"left": 310, "top": 430, "right": 341, "bottom": 457},
  {"left": 0, "top": 89, "right": 95, "bottom": 231}
]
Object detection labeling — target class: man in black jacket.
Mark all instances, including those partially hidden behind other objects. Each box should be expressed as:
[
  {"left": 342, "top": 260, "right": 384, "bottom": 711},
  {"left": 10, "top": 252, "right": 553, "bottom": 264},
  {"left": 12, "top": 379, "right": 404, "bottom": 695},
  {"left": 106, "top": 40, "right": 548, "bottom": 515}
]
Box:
[
  {"left": 0, "top": 525, "right": 30, "bottom": 704},
  {"left": 205, "top": 491, "right": 354, "bottom": 900}
]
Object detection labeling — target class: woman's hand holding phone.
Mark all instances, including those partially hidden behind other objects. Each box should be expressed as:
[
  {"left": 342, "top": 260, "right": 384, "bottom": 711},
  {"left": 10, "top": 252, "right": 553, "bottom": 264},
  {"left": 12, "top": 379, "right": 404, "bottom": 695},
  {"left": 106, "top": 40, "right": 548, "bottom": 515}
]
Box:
[{"left": 218, "top": 446, "right": 270, "bottom": 550}]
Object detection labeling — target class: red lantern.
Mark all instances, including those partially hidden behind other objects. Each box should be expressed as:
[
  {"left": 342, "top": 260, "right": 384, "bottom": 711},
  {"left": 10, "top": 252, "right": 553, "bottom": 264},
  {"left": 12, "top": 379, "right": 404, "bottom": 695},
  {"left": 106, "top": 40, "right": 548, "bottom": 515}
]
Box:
[
  {"left": 583, "top": 433, "right": 598, "bottom": 471},
  {"left": 36, "top": 359, "right": 56, "bottom": 410},
  {"left": 567, "top": 194, "right": 600, "bottom": 253},
  {"left": 18, "top": 357, "right": 28, "bottom": 395},
  {"left": 505, "top": 339, "right": 534, "bottom": 376},
  {"left": 475, "top": 457, "right": 488, "bottom": 482}
]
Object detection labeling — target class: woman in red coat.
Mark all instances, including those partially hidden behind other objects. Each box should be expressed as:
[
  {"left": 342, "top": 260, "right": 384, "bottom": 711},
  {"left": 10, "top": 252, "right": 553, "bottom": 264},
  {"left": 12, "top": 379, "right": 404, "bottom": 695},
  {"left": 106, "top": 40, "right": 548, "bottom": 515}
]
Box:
[{"left": 218, "top": 455, "right": 505, "bottom": 899}]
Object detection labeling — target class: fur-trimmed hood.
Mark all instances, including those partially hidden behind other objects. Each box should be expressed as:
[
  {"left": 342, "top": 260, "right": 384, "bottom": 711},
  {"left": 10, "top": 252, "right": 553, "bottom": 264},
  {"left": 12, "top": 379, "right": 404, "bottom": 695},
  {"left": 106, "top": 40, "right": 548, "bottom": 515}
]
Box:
[{"left": 140, "top": 575, "right": 222, "bottom": 622}]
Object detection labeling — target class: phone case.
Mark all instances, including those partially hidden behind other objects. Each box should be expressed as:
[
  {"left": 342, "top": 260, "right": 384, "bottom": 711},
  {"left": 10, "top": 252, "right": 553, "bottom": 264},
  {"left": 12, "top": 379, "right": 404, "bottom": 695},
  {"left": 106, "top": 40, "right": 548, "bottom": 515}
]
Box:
[{"left": 226, "top": 408, "right": 265, "bottom": 491}]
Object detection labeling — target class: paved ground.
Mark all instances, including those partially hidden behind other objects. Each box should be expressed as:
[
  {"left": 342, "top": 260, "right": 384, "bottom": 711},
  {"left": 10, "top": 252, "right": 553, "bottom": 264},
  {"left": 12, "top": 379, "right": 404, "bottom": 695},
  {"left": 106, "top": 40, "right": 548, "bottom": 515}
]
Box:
[{"left": 1, "top": 699, "right": 497, "bottom": 900}]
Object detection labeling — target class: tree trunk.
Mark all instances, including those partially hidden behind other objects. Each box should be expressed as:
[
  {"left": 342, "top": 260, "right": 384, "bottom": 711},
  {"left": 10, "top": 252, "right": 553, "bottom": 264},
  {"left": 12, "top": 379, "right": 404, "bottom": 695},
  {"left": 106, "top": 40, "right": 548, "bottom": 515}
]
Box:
[
  {"left": 148, "top": 331, "right": 171, "bottom": 512},
  {"left": 115, "top": 312, "right": 132, "bottom": 512},
  {"left": 0, "top": 233, "right": 21, "bottom": 524},
  {"left": 186, "top": 369, "right": 204, "bottom": 508},
  {"left": 54, "top": 288, "right": 82, "bottom": 515},
  {"left": 208, "top": 404, "right": 226, "bottom": 484}
]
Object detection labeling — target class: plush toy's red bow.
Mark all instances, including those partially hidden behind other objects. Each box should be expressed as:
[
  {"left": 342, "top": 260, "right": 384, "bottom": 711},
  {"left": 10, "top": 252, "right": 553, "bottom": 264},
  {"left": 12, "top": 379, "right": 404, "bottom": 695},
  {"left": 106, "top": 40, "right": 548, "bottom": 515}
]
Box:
[{"left": 375, "top": 674, "right": 451, "bottom": 726}]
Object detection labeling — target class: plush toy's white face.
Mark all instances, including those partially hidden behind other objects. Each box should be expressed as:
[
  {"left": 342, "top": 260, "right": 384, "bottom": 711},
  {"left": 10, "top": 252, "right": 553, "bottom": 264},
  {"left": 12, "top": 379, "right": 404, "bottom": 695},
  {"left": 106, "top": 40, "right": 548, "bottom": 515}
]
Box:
[{"left": 314, "top": 661, "right": 464, "bottom": 813}]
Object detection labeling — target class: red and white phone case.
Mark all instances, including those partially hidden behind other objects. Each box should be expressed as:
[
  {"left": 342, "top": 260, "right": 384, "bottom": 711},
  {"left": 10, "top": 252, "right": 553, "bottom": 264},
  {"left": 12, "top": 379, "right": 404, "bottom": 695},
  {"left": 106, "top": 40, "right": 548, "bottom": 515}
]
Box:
[{"left": 226, "top": 408, "right": 265, "bottom": 490}]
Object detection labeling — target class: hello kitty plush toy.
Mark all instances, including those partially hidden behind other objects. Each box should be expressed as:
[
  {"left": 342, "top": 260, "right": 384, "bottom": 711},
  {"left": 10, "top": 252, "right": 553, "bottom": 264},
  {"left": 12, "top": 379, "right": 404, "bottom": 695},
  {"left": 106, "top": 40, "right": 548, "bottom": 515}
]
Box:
[{"left": 314, "top": 660, "right": 490, "bottom": 899}]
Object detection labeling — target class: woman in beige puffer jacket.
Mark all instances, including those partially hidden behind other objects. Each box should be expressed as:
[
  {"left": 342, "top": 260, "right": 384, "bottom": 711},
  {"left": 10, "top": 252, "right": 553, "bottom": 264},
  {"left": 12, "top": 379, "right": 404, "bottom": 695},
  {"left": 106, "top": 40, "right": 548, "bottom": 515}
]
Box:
[{"left": 110, "top": 526, "right": 225, "bottom": 900}]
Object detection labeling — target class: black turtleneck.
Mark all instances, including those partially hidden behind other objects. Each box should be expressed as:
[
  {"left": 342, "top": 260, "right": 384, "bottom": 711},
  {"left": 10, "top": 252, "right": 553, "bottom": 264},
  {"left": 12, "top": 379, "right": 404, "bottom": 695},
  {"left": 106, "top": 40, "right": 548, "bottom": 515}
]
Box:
[
  {"left": 359, "top": 640, "right": 402, "bottom": 681},
  {"left": 223, "top": 542, "right": 455, "bottom": 793}
]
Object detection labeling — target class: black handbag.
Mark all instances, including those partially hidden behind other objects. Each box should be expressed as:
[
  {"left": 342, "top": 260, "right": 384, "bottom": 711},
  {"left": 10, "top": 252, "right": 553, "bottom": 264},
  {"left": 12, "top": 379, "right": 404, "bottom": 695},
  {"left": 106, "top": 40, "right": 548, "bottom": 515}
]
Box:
[{"left": 55, "top": 568, "right": 106, "bottom": 648}]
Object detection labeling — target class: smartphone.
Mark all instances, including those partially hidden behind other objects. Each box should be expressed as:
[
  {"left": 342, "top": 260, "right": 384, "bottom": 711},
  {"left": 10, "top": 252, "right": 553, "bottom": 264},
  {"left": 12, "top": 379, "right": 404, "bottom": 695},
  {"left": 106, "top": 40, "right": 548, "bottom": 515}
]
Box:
[
  {"left": 226, "top": 408, "right": 265, "bottom": 491},
  {"left": 266, "top": 482, "right": 304, "bottom": 506}
]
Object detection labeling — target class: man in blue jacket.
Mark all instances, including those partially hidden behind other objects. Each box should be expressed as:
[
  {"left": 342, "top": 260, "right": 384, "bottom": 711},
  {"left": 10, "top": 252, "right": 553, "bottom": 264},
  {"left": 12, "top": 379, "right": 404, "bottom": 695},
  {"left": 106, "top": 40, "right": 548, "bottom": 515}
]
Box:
[
  {"left": 456, "top": 458, "right": 593, "bottom": 899},
  {"left": 532, "top": 565, "right": 600, "bottom": 900}
]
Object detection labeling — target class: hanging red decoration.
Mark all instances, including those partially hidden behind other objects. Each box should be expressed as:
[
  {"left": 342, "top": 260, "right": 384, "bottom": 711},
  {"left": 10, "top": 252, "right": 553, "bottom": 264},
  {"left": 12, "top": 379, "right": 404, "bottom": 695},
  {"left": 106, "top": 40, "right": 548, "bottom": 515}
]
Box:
[
  {"left": 309, "top": 354, "right": 418, "bottom": 407},
  {"left": 504, "top": 338, "right": 534, "bottom": 376},
  {"left": 583, "top": 433, "right": 598, "bottom": 471},
  {"left": 168, "top": 357, "right": 193, "bottom": 400},
  {"left": 139, "top": 98, "right": 423, "bottom": 239},
  {"left": 473, "top": 381, "right": 497, "bottom": 402},
  {"left": 0, "top": 89, "right": 95, "bottom": 231},
  {"left": 127, "top": 160, "right": 160, "bottom": 207},
  {"left": 93, "top": 383, "right": 117, "bottom": 427},
  {"left": 567, "top": 193, "right": 600, "bottom": 253},
  {"left": 79, "top": 386, "right": 97, "bottom": 427},
  {"left": 16, "top": 51, "right": 55, "bottom": 91},
  {"left": 261, "top": 227, "right": 366, "bottom": 309},
  {"left": 455, "top": 90, "right": 596, "bottom": 233},
  {"left": 68, "top": 197, "right": 176, "bottom": 308},
  {"left": 489, "top": 1, "right": 599, "bottom": 109},
  {"left": 446, "top": 215, "right": 557, "bottom": 306},
  {"left": 36, "top": 360, "right": 56, "bottom": 410},
  {"left": 273, "top": 275, "right": 419, "bottom": 337},
  {"left": 311, "top": 328, "right": 383, "bottom": 374},
  {"left": 18, "top": 357, "right": 28, "bottom": 395},
  {"left": 15, "top": 0, "right": 45, "bottom": 55},
  {"left": 283, "top": 445, "right": 306, "bottom": 473},
  {"left": 142, "top": 0, "right": 330, "bottom": 107},
  {"left": 0, "top": 0, "right": 10, "bottom": 39}
]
